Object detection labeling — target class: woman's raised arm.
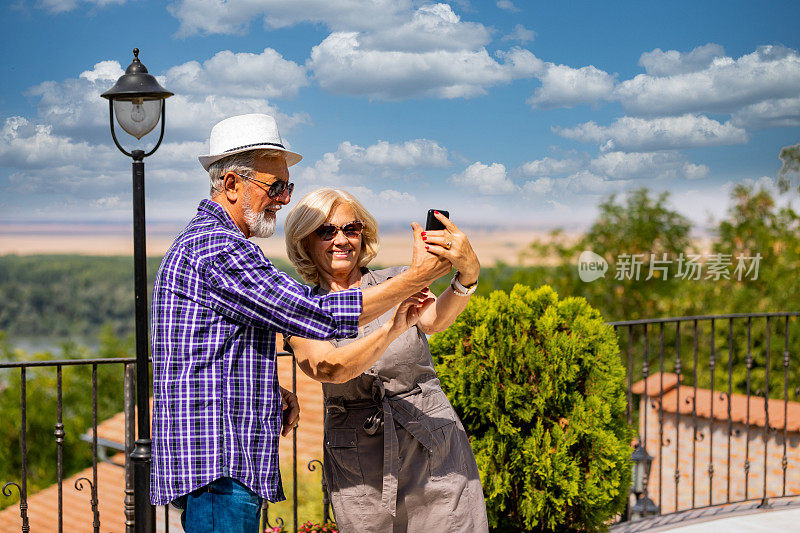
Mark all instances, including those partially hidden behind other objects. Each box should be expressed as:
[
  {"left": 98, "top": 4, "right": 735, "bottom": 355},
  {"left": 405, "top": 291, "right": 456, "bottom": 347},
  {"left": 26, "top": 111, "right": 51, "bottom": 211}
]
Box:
[
  {"left": 415, "top": 211, "right": 480, "bottom": 334},
  {"left": 288, "top": 291, "right": 434, "bottom": 383}
]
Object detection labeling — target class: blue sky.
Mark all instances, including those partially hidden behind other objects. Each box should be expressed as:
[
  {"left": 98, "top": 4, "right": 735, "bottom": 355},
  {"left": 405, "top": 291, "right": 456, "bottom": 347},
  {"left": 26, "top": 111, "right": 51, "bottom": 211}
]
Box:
[{"left": 2, "top": 0, "right": 799, "bottom": 232}]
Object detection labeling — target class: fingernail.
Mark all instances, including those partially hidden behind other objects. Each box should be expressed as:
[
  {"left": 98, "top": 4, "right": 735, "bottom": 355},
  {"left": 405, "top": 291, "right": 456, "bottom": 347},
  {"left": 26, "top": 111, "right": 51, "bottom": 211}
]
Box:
[
  {"left": 434, "top": 210, "right": 439, "bottom": 214},
  {"left": 425, "top": 245, "right": 429, "bottom": 250},
  {"left": 421, "top": 231, "right": 426, "bottom": 236},
  {"left": 422, "top": 235, "right": 427, "bottom": 241}
]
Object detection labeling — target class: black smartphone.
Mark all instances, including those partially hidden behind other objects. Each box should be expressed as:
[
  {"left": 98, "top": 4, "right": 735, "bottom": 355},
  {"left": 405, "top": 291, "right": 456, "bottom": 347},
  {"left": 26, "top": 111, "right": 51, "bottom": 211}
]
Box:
[{"left": 425, "top": 209, "right": 449, "bottom": 231}]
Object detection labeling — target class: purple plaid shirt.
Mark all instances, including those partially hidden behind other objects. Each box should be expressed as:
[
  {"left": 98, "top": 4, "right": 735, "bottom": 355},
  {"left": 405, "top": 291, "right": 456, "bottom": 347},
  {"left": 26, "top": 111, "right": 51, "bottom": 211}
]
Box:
[{"left": 150, "top": 199, "right": 362, "bottom": 505}]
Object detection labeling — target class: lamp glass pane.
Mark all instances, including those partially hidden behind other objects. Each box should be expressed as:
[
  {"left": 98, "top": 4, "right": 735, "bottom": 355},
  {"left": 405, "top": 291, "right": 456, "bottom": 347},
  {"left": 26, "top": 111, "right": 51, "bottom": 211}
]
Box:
[
  {"left": 632, "top": 460, "right": 644, "bottom": 493},
  {"left": 113, "top": 99, "right": 162, "bottom": 140}
]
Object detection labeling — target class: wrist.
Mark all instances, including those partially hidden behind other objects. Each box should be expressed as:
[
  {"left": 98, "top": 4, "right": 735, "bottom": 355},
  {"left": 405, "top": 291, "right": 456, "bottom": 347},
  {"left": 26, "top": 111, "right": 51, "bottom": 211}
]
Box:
[
  {"left": 456, "top": 270, "right": 479, "bottom": 287},
  {"left": 405, "top": 265, "right": 428, "bottom": 286},
  {"left": 451, "top": 271, "right": 478, "bottom": 296},
  {"left": 382, "top": 320, "right": 401, "bottom": 339}
]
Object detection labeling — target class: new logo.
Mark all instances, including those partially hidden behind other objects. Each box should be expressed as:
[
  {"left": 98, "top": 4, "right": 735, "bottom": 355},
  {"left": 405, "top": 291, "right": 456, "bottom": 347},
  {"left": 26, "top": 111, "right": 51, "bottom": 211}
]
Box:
[{"left": 578, "top": 251, "right": 608, "bottom": 282}]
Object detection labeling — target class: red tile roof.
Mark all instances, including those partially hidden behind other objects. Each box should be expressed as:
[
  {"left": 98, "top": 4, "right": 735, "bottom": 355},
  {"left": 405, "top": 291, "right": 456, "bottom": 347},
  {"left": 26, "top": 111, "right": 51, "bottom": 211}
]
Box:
[
  {"left": 0, "top": 453, "right": 183, "bottom": 532},
  {"left": 632, "top": 372, "right": 800, "bottom": 432}
]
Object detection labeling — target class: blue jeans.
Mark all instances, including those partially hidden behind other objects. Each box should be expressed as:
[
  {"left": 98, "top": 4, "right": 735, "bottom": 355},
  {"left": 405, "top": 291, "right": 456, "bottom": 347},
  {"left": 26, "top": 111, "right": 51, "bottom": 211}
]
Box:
[{"left": 173, "top": 477, "right": 263, "bottom": 533}]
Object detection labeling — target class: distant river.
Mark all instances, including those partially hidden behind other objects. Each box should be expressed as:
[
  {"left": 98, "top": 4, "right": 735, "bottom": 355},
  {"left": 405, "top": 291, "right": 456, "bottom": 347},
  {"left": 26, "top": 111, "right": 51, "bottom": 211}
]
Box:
[{"left": 8, "top": 336, "right": 99, "bottom": 356}]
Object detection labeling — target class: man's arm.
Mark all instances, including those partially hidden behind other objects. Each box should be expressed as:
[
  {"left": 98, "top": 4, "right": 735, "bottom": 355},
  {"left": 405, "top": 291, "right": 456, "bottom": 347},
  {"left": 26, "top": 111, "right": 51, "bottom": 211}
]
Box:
[
  {"left": 203, "top": 239, "right": 361, "bottom": 340},
  {"left": 359, "top": 222, "right": 451, "bottom": 324}
]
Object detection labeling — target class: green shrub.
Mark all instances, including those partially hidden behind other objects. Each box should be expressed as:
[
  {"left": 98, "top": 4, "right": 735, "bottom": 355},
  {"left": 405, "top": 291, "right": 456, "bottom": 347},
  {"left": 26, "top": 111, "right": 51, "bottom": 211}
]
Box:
[{"left": 430, "top": 284, "right": 632, "bottom": 532}]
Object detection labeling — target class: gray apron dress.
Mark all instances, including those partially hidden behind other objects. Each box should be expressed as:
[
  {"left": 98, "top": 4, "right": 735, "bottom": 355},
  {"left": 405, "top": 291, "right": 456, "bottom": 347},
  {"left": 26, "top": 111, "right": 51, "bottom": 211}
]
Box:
[{"left": 314, "top": 267, "right": 488, "bottom": 533}]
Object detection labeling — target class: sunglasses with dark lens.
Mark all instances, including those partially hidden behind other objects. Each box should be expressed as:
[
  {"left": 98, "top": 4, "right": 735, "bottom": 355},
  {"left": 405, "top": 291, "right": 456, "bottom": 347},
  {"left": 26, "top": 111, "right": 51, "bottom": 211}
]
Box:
[
  {"left": 314, "top": 220, "right": 364, "bottom": 241},
  {"left": 232, "top": 172, "right": 294, "bottom": 199}
]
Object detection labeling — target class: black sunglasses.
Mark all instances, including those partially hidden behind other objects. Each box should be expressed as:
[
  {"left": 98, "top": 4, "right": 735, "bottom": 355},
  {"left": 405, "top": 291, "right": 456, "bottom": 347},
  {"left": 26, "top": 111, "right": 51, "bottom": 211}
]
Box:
[
  {"left": 232, "top": 172, "right": 294, "bottom": 200},
  {"left": 314, "top": 220, "right": 364, "bottom": 241}
]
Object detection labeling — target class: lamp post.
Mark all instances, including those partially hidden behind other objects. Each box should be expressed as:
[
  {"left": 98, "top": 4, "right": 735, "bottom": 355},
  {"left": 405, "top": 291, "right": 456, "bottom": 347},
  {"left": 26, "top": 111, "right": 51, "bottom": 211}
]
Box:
[
  {"left": 102, "top": 48, "right": 172, "bottom": 533},
  {"left": 630, "top": 442, "right": 659, "bottom": 521}
]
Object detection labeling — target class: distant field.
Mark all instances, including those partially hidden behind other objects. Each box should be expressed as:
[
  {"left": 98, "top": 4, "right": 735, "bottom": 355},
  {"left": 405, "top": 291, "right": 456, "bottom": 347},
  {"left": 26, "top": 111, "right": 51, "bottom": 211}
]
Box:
[{"left": 0, "top": 227, "right": 573, "bottom": 267}]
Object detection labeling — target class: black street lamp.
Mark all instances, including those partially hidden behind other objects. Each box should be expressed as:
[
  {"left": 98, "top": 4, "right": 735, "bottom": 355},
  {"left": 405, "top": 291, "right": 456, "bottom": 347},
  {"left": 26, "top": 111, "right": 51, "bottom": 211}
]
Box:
[
  {"left": 630, "top": 442, "right": 659, "bottom": 521},
  {"left": 630, "top": 442, "right": 652, "bottom": 495},
  {"left": 102, "top": 48, "right": 172, "bottom": 533}
]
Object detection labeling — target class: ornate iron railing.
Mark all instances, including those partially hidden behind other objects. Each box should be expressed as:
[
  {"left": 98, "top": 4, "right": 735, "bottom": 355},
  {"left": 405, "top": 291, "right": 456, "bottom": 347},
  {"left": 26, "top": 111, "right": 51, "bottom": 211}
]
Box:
[
  {"left": 0, "top": 352, "right": 327, "bottom": 533},
  {"left": 3, "top": 312, "right": 798, "bottom": 531},
  {"left": 610, "top": 311, "right": 800, "bottom": 527}
]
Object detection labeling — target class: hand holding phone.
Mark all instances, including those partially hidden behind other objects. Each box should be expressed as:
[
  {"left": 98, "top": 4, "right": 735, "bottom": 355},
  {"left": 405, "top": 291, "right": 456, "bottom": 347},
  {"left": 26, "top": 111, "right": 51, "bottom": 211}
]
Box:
[{"left": 425, "top": 209, "right": 450, "bottom": 231}]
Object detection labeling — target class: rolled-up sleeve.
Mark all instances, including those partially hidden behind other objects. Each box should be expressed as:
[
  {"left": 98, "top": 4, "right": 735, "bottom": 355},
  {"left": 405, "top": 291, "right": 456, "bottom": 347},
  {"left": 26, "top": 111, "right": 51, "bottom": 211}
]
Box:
[{"left": 203, "top": 240, "right": 361, "bottom": 339}]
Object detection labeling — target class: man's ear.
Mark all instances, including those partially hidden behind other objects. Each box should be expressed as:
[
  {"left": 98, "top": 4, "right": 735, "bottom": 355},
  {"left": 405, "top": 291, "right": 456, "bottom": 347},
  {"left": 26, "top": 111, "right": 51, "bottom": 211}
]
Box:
[{"left": 223, "top": 172, "right": 239, "bottom": 202}]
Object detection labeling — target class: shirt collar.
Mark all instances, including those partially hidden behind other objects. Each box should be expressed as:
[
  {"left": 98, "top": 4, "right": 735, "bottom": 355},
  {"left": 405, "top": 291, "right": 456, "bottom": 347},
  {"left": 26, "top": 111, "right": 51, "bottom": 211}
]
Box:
[{"left": 197, "top": 199, "right": 245, "bottom": 236}]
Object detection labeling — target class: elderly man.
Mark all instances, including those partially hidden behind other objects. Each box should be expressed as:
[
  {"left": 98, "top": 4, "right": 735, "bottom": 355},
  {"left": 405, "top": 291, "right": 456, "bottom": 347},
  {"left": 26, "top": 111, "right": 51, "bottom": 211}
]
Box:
[{"left": 150, "top": 114, "right": 449, "bottom": 532}]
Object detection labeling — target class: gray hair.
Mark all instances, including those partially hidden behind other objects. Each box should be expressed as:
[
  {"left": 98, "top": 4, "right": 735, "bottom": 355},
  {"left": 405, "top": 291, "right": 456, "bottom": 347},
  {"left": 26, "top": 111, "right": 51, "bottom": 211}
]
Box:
[{"left": 208, "top": 149, "right": 286, "bottom": 197}]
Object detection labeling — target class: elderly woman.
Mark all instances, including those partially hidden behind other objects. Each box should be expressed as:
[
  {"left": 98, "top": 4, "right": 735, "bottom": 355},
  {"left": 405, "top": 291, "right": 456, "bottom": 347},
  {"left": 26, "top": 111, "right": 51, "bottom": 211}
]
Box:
[{"left": 283, "top": 188, "right": 488, "bottom": 532}]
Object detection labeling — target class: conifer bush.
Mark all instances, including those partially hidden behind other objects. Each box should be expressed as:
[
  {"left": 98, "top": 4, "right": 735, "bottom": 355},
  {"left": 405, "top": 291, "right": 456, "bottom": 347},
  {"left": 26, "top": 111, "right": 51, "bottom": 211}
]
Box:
[{"left": 430, "top": 284, "right": 632, "bottom": 532}]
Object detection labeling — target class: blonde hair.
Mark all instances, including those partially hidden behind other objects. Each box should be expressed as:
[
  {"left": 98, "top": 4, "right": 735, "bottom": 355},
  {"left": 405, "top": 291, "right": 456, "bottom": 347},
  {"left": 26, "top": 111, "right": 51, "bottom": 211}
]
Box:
[{"left": 285, "top": 188, "right": 380, "bottom": 284}]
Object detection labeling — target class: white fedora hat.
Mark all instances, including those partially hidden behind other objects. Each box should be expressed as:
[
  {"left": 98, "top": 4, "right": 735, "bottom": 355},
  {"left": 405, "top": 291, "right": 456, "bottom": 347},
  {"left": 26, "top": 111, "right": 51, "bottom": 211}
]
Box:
[{"left": 198, "top": 114, "right": 302, "bottom": 171}]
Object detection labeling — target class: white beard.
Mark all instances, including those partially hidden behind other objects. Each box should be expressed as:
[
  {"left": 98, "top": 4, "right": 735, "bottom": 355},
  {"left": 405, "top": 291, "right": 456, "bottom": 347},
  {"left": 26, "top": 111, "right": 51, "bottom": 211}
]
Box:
[{"left": 242, "top": 189, "right": 276, "bottom": 238}]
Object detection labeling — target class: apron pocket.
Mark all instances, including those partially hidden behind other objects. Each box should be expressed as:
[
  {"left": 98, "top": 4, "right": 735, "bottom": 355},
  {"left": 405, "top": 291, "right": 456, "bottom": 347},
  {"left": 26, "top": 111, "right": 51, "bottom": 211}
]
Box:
[
  {"left": 426, "top": 410, "right": 468, "bottom": 478},
  {"left": 324, "top": 428, "right": 365, "bottom": 497}
]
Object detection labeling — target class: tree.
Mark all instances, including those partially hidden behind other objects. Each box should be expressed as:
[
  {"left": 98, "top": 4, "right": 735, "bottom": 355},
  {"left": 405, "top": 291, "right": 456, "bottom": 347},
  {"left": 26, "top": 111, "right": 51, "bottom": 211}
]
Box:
[
  {"left": 0, "top": 328, "right": 131, "bottom": 510},
  {"left": 777, "top": 143, "right": 800, "bottom": 193},
  {"left": 522, "top": 188, "right": 693, "bottom": 321},
  {"left": 430, "top": 285, "right": 632, "bottom": 532}
]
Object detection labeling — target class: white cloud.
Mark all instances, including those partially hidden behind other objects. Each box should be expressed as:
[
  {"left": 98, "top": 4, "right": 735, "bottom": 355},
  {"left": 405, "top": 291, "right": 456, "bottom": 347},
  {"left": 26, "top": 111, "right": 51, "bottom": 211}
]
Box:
[
  {"left": 0, "top": 115, "right": 145, "bottom": 212},
  {"left": 339, "top": 139, "right": 450, "bottom": 168},
  {"left": 616, "top": 44, "right": 800, "bottom": 116},
  {"left": 348, "top": 186, "right": 417, "bottom": 204},
  {"left": 309, "top": 33, "right": 541, "bottom": 99},
  {"left": 496, "top": 0, "right": 519, "bottom": 12},
  {"left": 450, "top": 162, "right": 518, "bottom": 194},
  {"left": 519, "top": 156, "right": 584, "bottom": 177},
  {"left": 527, "top": 63, "right": 616, "bottom": 109},
  {"left": 79, "top": 60, "right": 125, "bottom": 83},
  {"left": 638, "top": 43, "right": 726, "bottom": 76},
  {"left": 169, "top": 1, "right": 540, "bottom": 101},
  {"left": 164, "top": 49, "right": 308, "bottom": 99},
  {"left": 164, "top": 95, "right": 310, "bottom": 144},
  {"left": 91, "top": 195, "right": 123, "bottom": 209},
  {"left": 294, "top": 139, "right": 449, "bottom": 186},
  {"left": 731, "top": 96, "right": 800, "bottom": 129},
  {"left": 358, "top": 3, "right": 492, "bottom": 52},
  {"left": 683, "top": 163, "right": 711, "bottom": 181},
  {"left": 589, "top": 151, "right": 710, "bottom": 180},
  {"left": 502, "top": 24, "right": 535, "bottom": 44},
  {"left": 0, "top": 116, "right": 116, "bottom": 171},
  {"left": 555, "top": 114, "right": 748, "bottom": 152},
  {"left": 553, "top": 170, "right": 628, "bottom": 195},
  {"left": 25, "top": 58, "right": 310, "bottom": 146},
  {"left": 32, "top": 0, "right": 127, "bottom": 14},
  {"left": 168, "top": 0, "right": 413, "bottom": 37},
  {"left": 522, "top": 177, "right": 553, "bottom": 196},
  {"left": 26, "top": 61, "right": 124, "bottom": 141},
  {"left": 517, "top": 151, "right": 710, "bottom": 192}
]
